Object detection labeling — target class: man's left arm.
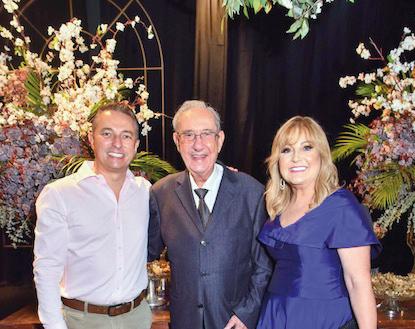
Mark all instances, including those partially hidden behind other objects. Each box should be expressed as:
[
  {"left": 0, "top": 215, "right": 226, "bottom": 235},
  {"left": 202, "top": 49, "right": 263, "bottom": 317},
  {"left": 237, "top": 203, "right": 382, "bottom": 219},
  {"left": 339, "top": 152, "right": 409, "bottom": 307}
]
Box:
[
  {"left": 229, "top": 194, "right": 272, "bottom": 329},
  {"left": 148, "top": 189, "right": 165, "bottom": 261}
]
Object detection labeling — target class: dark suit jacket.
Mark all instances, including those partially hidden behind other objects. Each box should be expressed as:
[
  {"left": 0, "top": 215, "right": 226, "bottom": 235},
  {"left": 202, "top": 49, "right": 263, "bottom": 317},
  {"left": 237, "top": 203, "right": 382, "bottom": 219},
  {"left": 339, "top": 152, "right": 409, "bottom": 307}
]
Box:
[{"left": 148, "top": 165, "right": 271, "bottom": 329}]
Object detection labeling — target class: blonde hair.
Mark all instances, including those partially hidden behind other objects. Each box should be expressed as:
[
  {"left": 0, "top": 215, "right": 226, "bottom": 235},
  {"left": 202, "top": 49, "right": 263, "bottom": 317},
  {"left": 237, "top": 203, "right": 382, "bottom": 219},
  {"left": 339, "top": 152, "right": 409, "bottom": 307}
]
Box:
[{"left": 265, "top": 116, "right": 339, "bottom": 219}]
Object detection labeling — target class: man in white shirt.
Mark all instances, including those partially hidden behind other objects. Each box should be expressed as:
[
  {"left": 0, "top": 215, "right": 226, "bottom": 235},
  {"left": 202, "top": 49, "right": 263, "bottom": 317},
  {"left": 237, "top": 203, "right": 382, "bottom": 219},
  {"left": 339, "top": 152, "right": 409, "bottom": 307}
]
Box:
[{"left": 34, "top": 103, "right": 152, "bottom": 329}]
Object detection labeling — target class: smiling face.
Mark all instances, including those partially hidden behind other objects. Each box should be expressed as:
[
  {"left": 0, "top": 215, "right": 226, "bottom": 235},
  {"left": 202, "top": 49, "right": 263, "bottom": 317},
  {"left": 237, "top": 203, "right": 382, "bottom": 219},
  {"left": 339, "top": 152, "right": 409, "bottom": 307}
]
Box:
[
  {"left": 278, "top": 131, "right": 321, "bottom": 191},
  {"left": 88, "top": 109, "right": 139, "bottom": 178},
  {"left": 173, "top": 107, "right": 224, "bottom": 186}
]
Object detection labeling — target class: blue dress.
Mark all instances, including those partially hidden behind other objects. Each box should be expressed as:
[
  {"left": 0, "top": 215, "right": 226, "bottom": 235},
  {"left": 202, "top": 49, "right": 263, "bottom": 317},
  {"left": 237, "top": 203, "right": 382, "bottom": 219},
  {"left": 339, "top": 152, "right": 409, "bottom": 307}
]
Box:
[{"left": 256, "top": 189, "right": 381, "bottom": 329}]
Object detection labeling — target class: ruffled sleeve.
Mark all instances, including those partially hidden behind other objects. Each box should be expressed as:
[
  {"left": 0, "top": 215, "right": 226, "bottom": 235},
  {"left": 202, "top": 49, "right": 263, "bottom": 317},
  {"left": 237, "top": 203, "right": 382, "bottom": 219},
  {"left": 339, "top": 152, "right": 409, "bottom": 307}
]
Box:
[{"left": 325, "top": 189, "right": 382, "bottom": 258}]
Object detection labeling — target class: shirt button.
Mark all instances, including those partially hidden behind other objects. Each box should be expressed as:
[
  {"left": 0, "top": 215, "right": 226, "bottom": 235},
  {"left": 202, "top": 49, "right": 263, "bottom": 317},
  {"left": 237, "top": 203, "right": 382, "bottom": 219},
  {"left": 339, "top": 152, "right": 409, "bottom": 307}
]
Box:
[
  {"left": 200, "top": 240, "right": 207, "bottom": 246},
  {"left": 200, "top": 272, "right": 207, "bottom": 277},
  {"left": 197, "top": 304, "right": 203, "bottom": 308}
]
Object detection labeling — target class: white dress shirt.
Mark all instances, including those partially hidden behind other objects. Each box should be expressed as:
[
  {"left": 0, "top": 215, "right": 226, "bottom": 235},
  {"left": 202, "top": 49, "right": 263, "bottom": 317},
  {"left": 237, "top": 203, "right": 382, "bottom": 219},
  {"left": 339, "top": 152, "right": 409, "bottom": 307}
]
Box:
[
  {"left": 33, "top": 161, "right": 151, "bottom": 329},
  {"left": 189, "top": 163, "right": 224, "bottom": 212}
]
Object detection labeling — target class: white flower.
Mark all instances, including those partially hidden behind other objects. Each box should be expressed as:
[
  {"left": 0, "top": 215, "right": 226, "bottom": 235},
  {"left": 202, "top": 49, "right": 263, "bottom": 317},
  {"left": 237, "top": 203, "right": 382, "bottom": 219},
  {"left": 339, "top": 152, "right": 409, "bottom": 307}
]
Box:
[
  {"left": 100, "top": 24, "right": 108, "bottom": 33},
  {"left": 401, "top": 35, "right": 415, "bottom": 51},
  {"left": 0, "top": 27, "right": 13, "bottom": 40},
  {"left": 57, "top": 62, "right": 74, "bottom": 81},
  {"left": 15, "top": 38, "right": 24, "bottom": 46},
  {"left": 79, "top": 45, "right": 88, "bottom": 53},
  {"left": 391, "top": 99, "right": 404, "bottom": 112},
  {"left": 59, "top": 48, "right": 74, "bottom": 62},
  {"left": 116, "top": 22, "right": 125, "bottom": 31},
  {"left": 125, "top": 78, "right": 134, "bottom": 89},
  {"left": 105, "top": 84, "right": 117, "bottom": 99},
  {"left": 147, "top": 25, "right": 154, "bottom": 39},
  {"left": 82, "top": 64, "right": 90, "bottom": 74},
  {"left": 277, "top": 0, "right": 292, "bottom": 10},
  {"left": 356, "top": 43, "right": 371, "bottom": 59},
  {"left": 376, "top": 68, "right": 384, "bottom": 77},
  {"left": 404, "top": 27, "right": 411, "bottom": 34},
  {"left": 3, "top": 0, "right": 19, "bottom": 13},
  {"left": 339, "top": 75, "right": 356, "bottom": 88},
  {"left": 47, "top": 26, "right": 55, "bottom": 36},
  {"left": 10, "top": 16, "right": 19, "bottom": 29},
  {"left": 134, "top": 16, "right": 141, "bottom": 23},
  {"left": 106, "top": 39, "right": 117, "bottom": 53},
  {"left": 364, "top": 73, "right": 376, "bottom": 84}
]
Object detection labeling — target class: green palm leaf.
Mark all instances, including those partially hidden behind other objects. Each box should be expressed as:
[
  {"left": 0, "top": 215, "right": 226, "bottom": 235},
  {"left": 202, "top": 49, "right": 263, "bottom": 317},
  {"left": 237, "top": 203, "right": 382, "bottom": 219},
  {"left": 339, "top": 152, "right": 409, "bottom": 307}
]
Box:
[
  {"left": 58, "top": 155, "right": 86, "bottom": 176},
  {"left": 24, "top": 70, "right": 47, "bottom": 115},
  {"left": 331, "top": 123, "right": 370, "bottom": 163},
  {"left": 365, "top": 164, "right": 415, "bottom": 209},
  {"left": 356, "top": 83, "right": 375, "bottom": 97},
  {"left": 130, "top": 152, "right": 177, "bottom": 182},
  {"left": 57, "top": 152, "right": 176, "bottom": 183},
  {"left": 366, "top": 167, "right": 403, "bottom": 209}
]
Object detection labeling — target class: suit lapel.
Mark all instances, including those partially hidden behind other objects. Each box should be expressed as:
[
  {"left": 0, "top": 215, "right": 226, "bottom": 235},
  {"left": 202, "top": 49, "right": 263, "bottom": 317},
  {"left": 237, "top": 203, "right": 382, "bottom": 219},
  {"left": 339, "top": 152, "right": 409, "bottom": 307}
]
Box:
[
  {"left": 208, "top": 167, "right": 239, "bottom": 230},
  {"left": 175, "top": 171, "right": 205, "bottom": 233}
]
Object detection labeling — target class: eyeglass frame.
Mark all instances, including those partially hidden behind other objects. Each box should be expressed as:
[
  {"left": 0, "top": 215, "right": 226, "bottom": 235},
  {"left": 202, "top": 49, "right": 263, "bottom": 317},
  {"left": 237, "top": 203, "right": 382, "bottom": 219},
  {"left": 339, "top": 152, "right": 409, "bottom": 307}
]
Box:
[{"left": 175, "top": 129, "right": 220, "bottom": 143}]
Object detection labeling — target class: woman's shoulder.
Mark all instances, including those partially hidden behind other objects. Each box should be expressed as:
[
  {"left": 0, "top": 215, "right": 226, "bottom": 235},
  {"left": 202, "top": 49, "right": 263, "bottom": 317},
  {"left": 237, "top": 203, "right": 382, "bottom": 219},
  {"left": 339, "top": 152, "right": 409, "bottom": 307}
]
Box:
[{"left": 320, "top": 188, "right": 360, "bottom": 210}]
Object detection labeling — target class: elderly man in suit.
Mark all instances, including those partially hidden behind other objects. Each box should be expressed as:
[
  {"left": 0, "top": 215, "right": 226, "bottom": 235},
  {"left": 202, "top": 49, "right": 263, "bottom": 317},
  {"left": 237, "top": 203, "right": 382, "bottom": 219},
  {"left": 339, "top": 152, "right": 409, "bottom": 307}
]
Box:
[{"left": 149, "top": 100, "right": 271, "bottom": 329}]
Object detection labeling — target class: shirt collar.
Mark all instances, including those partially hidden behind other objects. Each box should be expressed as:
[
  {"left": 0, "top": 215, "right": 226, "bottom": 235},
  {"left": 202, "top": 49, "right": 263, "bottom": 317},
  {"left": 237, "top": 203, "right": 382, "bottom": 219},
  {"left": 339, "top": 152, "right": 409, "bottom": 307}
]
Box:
[{"left": 189, "top": 163, "right": 222, "bottom": 191}]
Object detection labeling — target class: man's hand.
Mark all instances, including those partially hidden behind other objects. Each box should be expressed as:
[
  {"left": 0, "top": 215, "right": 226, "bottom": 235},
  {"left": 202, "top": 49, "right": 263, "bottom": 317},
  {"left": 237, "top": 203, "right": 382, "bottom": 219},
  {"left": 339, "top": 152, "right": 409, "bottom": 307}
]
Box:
[{"left": 224, "top": 315, "right": 248, "bottom": 329}]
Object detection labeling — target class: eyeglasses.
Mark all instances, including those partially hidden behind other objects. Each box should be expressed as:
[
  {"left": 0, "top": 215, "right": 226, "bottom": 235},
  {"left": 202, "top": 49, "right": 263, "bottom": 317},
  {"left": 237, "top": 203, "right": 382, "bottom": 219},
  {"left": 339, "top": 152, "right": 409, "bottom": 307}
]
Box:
[{"left": 177, "top": 130, "right": 219, "bottom": 143}]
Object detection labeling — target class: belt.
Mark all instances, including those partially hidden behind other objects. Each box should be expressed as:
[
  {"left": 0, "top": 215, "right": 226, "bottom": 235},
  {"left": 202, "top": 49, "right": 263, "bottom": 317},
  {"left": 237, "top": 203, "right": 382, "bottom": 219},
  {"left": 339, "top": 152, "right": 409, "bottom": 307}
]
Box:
[{"left": 61, "top": 291, "right": 146, "bottom": 316}]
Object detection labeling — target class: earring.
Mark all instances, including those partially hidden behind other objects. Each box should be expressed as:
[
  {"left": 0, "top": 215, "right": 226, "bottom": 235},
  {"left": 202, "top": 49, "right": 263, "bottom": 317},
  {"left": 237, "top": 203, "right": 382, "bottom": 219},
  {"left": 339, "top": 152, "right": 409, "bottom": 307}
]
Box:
[{"left": 279, "top": 178, "right": 286, "bottom": 190}]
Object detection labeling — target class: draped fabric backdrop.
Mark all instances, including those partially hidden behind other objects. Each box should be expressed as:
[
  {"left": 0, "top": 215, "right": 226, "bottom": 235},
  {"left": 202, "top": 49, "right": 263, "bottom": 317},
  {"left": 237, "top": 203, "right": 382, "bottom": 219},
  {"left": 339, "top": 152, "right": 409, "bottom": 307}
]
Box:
[{"left": 193, "top": 0, "right": 227, "bottom": 113}]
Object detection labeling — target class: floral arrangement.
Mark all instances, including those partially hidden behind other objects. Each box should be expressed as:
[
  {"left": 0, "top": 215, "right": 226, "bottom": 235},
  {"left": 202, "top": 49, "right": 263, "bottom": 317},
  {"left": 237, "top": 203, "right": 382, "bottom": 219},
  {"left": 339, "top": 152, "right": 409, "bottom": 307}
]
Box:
[
  {"left": 332, "top": 28, "right": 415, "bottom": 240},
  {"left": 0, "top": 0, "right": 175, "bottom": 246},
  {"left": 372, "top": 272, "right": 415, "bottom": 298},
  {"left": 222, "top": 0, "right": 355, "bottom": 39}
]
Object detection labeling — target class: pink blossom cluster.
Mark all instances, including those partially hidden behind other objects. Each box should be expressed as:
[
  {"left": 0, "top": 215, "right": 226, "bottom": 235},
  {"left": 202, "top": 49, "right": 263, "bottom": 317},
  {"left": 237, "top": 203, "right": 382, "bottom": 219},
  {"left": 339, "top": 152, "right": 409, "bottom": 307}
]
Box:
[{"left": 0, "top": 67, "right": 28, "bottom": 107}]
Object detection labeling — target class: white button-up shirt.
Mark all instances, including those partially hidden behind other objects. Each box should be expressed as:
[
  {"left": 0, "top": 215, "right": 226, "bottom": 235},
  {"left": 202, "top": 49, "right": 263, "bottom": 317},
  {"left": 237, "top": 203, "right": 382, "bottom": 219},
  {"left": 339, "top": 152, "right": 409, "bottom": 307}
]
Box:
[
  {"left": 34, "top": 161, "right": 151, "bottom": 329},
  {"left": 189, "top": 163, "right": 224, "bottom": 212}
]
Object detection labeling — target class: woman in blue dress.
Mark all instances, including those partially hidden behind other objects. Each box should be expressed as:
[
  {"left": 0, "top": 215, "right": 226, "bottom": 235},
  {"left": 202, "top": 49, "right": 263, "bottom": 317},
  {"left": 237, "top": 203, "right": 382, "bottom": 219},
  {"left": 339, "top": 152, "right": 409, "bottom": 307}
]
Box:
[{"left": 257, "top": 116, "right": 381, "bottom": 329}]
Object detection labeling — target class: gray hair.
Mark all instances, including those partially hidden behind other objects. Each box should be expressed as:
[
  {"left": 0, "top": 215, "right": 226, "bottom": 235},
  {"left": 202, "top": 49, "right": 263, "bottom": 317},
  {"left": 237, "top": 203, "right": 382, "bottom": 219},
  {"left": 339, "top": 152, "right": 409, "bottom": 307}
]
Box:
[{"left": 172, "top": 100, "right": 221, "bottom": 131}]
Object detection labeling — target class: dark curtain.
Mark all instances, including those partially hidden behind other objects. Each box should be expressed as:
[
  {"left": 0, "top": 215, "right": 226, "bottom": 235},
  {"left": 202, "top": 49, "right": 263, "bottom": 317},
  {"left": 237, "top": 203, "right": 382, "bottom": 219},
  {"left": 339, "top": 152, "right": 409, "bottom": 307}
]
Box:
[
  {"left": 140, "top": 0, "right": 196, "bottom": 167},
  {"left": 193, "top": 0, "right": 227, "bottom": 113}
]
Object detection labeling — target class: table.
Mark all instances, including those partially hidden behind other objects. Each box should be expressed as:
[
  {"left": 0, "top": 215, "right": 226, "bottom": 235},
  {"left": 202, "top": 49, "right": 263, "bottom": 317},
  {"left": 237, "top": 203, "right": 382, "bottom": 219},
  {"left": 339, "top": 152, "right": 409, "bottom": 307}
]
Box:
[
  {"left": 377, "top": 299, "right": 415, "bottom": 329},
  {"left": 1, "top": 300, "right": 415, "bottom": 328}
]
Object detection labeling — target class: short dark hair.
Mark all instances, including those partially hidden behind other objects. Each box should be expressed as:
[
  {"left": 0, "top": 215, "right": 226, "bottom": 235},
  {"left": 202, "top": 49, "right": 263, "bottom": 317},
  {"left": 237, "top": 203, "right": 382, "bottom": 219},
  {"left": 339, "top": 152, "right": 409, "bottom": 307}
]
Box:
[{"left": 91, "top": 102, "right": 140, "bottom": 138}]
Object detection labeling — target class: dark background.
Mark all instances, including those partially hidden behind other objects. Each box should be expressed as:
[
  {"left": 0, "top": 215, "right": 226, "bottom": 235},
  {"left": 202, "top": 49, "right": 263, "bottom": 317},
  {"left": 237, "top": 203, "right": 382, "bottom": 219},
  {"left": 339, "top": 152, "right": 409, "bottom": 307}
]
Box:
[{"left": 0, "top": 0, "right": 414, "bottom": 312}]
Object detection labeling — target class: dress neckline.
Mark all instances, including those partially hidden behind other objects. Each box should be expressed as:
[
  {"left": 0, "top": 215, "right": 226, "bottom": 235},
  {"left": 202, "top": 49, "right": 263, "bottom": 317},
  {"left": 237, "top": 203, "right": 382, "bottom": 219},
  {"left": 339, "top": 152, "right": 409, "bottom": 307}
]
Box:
[{"left": 276, "top": 189, "right": 341, "bottom": 229}]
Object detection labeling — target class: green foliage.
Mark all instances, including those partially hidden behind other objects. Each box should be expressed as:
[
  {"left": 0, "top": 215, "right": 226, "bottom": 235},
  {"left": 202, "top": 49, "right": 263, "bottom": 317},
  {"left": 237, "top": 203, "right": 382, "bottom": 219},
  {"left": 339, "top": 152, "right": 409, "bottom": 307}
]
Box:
[
  {"left": 333, "top": 124, "right": 415, "bottom": 210},
  {"left": 331, "top": 123, "right": 370, "bottom": 163},
  {"left": 24, "top": 70, "right": 48, "bottom": 115},
  {"left": 356, "top": 83, "right": 375, "bottom": 97},
  {"left": 59, "top": 151, "right": 176, "bottom": 183},
  {"left": 130, "top": 152, "right": 177, "bottom": 182},
  {"left": 224, "top": 0, "right": 354, "bottom": 39},
  {"left": 367, "top": 165, "right": 405, "bottom": 209}
]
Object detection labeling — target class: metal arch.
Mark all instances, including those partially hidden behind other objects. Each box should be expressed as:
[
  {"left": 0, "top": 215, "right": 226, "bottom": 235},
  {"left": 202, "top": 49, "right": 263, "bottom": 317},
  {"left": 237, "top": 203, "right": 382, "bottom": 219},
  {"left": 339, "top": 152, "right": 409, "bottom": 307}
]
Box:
[{"left": 1, "top": 0, "right": 166, "bottom": 158}]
